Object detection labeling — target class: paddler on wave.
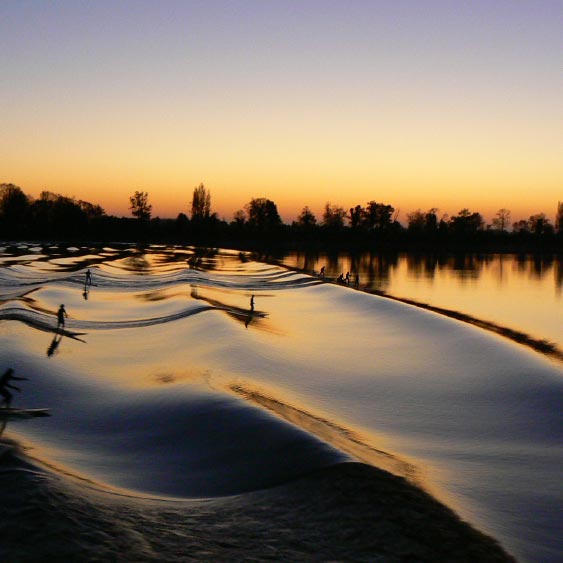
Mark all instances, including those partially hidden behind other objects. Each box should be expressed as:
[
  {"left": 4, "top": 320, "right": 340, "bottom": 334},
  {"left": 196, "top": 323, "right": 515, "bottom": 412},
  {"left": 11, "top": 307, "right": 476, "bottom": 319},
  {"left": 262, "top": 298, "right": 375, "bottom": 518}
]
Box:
[{"left": 56, "top": 304, "right": 68, "bottom": 331}]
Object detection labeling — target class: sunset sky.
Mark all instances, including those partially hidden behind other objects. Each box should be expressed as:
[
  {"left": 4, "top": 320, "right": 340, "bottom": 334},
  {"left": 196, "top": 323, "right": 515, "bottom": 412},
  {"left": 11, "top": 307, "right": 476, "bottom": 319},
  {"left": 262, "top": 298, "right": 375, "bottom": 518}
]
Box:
[{"left": 1, "top": 1, "right": 561, "bottom": 224}]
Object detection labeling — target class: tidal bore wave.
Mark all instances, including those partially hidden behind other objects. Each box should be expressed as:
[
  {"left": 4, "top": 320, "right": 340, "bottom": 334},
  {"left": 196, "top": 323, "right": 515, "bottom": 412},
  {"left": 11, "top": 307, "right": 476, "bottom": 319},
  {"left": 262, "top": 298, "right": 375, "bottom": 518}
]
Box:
[{"left": 0, "top": 244, "right": 560, "bottom": 561}]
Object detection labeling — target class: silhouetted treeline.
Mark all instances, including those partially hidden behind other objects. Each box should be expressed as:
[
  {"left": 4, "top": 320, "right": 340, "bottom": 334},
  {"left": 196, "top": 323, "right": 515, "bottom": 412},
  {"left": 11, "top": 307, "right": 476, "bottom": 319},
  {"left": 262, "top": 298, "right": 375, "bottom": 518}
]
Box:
[{"left": 0, "top": 183, "right": 561, "bottom": 252}]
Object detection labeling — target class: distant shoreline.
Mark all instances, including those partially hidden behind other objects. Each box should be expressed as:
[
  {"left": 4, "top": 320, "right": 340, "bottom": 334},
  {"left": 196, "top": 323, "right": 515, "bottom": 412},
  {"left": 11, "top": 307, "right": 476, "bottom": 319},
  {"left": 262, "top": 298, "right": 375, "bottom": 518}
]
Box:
[
  {"left": 1, "top": 238, "right": 561, "bottom": 260},
  {"left": 2, "top": 236, "right": 562, "bottom": 254}
]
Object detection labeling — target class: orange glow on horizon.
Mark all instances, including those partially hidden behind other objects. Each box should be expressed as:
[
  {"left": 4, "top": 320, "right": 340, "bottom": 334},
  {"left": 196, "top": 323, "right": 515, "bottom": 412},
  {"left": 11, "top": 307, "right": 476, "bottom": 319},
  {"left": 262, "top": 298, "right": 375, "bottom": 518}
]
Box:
[
  {"left": 9, "top": 172, "right": 559, "bottom": 227},
  {"left": 2, "top": 2, "right": 560, "bottom": 228}
]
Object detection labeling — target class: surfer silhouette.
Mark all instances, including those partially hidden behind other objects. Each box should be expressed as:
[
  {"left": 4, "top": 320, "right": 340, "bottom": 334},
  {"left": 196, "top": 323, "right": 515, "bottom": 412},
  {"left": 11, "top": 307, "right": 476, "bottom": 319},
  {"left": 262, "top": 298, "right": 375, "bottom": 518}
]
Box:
[
  {"left": 0, "top": 368, "right": 28, "bottom": 408},
  {"left": 83, "top": 268, "right": 92, "bottom": 299},
  {"left": 319, "top": 266, "right": 325, "bottom": 278},
  {"left": 245, "top": 295, "right": 256, "bottom": 328},
  {"left": 57, "top": 304, "right": 68, "bottom": 331}
]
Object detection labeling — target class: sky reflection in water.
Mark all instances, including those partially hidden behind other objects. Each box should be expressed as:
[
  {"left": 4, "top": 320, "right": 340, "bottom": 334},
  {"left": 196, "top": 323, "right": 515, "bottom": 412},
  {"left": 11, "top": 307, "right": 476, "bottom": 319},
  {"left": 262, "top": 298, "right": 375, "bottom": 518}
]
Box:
[
  {"left": 281, "top": 251, "right": 562, "bottom": 350},
  {"left": 0, "top": 243, "right": 561, "bottom": 562}
]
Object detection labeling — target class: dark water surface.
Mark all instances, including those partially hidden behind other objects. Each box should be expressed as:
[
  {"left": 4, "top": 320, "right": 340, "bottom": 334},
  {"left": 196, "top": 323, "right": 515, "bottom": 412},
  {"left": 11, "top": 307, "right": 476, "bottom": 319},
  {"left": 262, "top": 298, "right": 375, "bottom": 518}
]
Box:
[{"left": 0, "top": 243, "right": 561, "bottom": 561}]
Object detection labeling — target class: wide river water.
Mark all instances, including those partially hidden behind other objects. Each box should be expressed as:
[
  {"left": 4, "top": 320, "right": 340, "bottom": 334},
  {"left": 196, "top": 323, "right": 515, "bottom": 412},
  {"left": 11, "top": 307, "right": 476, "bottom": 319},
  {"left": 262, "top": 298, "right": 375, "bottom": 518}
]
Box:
[
  {"left": 279, "top": 250, "right": 562, "bottom": 351},
  {"left": 0, "top": 243, "right": 561, "bottom": 562}
]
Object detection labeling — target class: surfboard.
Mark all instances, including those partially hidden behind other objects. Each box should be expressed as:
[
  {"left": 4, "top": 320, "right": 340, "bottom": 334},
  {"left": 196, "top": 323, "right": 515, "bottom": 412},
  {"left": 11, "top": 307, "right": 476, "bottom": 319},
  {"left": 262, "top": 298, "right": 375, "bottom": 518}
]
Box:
[{"left": 0, "top": 408, "right": 51, "bottom": 419}]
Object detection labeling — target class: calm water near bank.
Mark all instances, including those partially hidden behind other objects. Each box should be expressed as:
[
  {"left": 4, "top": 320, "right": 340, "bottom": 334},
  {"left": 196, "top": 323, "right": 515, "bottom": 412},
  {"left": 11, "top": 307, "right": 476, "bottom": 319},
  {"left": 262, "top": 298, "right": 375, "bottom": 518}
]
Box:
[{"left": 279, "top": 251, "right": 562, "bottom": 350}]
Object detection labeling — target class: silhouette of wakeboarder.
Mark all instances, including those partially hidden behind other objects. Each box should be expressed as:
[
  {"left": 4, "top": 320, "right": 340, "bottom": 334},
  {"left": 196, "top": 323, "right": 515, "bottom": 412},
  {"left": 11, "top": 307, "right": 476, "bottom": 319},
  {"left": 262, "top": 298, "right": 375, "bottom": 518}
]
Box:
[{"left": 57, "top": 304, "right": 68, "bottom": 331}]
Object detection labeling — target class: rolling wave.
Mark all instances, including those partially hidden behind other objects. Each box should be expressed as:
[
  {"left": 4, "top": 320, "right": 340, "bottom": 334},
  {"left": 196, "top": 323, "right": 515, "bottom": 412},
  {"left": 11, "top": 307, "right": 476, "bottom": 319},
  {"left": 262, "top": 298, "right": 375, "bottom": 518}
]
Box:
[
  {"left": 0, "top": 303, "right": 266, "bottom": 332},
  {"left": 0, "top": 245, "right": 560, "bottom": 561}
]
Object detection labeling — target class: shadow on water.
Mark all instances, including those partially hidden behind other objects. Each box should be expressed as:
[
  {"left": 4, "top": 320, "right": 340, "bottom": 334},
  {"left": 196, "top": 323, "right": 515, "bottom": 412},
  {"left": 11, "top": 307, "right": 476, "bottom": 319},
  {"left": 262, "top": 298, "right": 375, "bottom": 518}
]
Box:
[
  {"left": 186, "top": 247, "right": 220, "bottom": 270},
  {"left": 556, "top": 259, "right": 562, "bottom": 296},
  {"left": 227, "top": 382, "right": 417, "bottom": 482},
  {"left": 0, "top": 368, "right": 50, "bottom": 438},
  {"left": 0, "top": 308, "right": 87, "bottom": 344},
  {"left": 131, "top": 283, "right": 271, "bottom": 331},
  {"left": 0, "top": 244, "right": 137, "bottom": 274},
  {"left": 121, "top": 253, "right": 151, "bottom": 273},
  {"left": 47, "top": 333, "right": 63, "bottom": 357},
  {"left": 189, "top": 285, "right": 271, "bottom": 332},
  {"left": 0, "top": 287, "right": 41, "bottom": 307}
]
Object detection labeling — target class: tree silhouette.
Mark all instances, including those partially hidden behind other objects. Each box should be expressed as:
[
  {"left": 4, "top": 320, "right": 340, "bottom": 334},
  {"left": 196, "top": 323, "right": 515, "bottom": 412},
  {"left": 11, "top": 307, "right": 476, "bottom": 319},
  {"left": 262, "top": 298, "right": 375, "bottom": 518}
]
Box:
[
  {"left": 78, "top": 200, "right": 105, "bottom": 220},
  {"left": 425, "top": 208, "right": 439, "bottom": 233},
  {"left": 295, "top": 206, "right": 317, "bottom": 228},
  {"left": 0, "top": 183, "right": 29, "bottom": 236},
  {"left": 407, "top": 209, "right": 426, "bottom": 233},
  {"left": 491, "top": 208, "right": 511, "bottom": 232},
  {"left": 191, "top": 183, "right": 212, "bottom": 223},
  {"left": 0, "top": 182, "right": 559, "bottom": 250},
  {"left": 512, "top": 219, "right": 529, "bottom": 234},
  {"left": 231, "top": 209, "right": 246, "bottom": 227},
  {"left": 449, "top": 209, "right": 483, "bottom": 237},
  {"left": 175, "top": 212, "right": 189, "bottom": 237},
  {"left": 322, "top": 202, "right": 346, "bottom": 229},
  {"left": 555, "top": 202, "right": 563, "bottom": 234},
  {"left": 364, "top": 201, "right": 395, "bottom": 231},
  {"left": 245, "top": 198, "right": 282, "bottom": 231},
  {"left": 349, "top": 205, "right": 364, "bottom": 230},
  {"left": 129, "top": 191, "right": 152, "bottom": 221},
  {"left": 528, "top": 213, "right": 552, "bottom": 236}
]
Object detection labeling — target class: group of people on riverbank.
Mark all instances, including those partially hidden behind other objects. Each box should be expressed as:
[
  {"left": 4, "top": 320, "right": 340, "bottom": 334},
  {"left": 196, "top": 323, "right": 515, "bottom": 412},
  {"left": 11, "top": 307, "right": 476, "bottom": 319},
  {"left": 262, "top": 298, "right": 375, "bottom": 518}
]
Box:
[
  {"left": 317, "top": 266, "right": 360, "bottom": 289},
  {"left": 336, "top": 271, "right": 360, "bottom": 288}
]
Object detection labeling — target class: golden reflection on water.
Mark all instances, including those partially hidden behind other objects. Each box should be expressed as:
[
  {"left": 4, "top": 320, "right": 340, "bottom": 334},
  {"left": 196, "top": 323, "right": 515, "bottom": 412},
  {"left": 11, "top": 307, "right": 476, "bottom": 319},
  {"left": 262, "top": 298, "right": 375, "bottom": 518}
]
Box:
[
  {"left": 225, "top": 378, "right": 418, "bottom": 480},
  {"left": 282, "top": 252, "right": 562, "bottom": 349},
  {"left": 1, "top": 244, "right": 561, "bottom": 560}
]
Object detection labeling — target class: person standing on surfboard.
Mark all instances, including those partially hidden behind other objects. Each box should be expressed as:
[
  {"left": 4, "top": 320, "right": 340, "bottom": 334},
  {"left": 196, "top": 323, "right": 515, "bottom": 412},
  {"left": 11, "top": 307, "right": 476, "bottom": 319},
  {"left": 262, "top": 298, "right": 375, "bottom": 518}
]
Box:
[
  {"left": 57, "top": 304, "right": 68, "bottom": 331},
  {"left": 0, "top": 369, "right": 28, "bottom": 408}
]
